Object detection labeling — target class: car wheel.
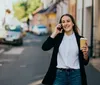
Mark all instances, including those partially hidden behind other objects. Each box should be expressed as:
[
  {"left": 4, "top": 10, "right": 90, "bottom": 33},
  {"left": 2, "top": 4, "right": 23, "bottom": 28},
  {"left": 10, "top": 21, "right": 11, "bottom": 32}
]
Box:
[{"left": 19, "top": 38, "right": 23, "bottom": 45}]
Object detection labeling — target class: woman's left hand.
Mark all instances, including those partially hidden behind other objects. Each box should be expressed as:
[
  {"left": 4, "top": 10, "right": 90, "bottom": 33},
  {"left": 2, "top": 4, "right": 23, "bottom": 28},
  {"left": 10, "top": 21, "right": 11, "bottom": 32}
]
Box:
[{"left": 81, "top": 41, "right": 88, "bottom": 60}]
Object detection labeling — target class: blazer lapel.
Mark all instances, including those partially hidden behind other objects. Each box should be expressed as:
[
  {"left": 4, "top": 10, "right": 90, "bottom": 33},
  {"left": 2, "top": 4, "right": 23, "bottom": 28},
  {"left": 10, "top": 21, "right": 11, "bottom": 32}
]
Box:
[
  {"left": 74, "top": 32, "right": 80, "bottom": 50},
  {"left": 57, "top": 32, "right": 64, "bottom": 47}
]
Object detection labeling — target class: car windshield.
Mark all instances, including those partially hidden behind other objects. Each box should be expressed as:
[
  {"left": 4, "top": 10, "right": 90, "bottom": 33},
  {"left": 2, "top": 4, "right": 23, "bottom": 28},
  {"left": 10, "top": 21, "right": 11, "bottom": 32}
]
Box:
[
  {"left": 10, "top": 28, "right": 21, "bottom": 32},
  {"left": 8, "top": 26, "right": 22, "bottom": 32},
  {"left": 38, "top": 25, "right": 46, "bottom": 29}
]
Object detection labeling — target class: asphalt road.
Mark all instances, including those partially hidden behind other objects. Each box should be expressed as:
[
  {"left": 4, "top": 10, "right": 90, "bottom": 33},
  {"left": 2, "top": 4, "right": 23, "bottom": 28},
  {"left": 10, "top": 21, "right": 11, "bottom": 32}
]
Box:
[
  {"left": 0, "top": 33, "right": 100, "bottom": 85},
  {"left": 0, "top": 33, "right": 51, "bottom": 85}
]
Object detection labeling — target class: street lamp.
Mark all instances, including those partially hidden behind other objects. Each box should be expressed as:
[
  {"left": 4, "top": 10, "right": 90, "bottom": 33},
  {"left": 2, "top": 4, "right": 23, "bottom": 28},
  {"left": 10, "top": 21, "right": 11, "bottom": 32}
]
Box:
[
  {"left": 90, "top": 0, "right": 94, "bottom": 57},
  {"left": 81, "top": 0, "right": 84, "bottom": 36}
]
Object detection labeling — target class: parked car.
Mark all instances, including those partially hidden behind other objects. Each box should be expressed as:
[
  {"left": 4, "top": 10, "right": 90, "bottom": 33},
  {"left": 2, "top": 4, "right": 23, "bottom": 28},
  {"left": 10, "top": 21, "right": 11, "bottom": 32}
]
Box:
[
  {"left": 21, "top": 21, "right": 29, "bottom": 32},
  {"left": 0, "top": 21, "right": 7, "bottom": 43},
  {"left": 32, "top": 24, "right": 48, "bottom": 35},
  {"left": 4, "top": 25, "right": 23, "bottom": 45}
]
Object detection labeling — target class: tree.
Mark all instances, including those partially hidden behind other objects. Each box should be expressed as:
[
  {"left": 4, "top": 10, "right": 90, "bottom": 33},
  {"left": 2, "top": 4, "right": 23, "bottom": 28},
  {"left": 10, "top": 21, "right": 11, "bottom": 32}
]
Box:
[
  {"left": 13, "top": 0, "right": 42, "bottom": 20},
  {"left": 27, "top": 0, "right": 42, "bottom": 14}
]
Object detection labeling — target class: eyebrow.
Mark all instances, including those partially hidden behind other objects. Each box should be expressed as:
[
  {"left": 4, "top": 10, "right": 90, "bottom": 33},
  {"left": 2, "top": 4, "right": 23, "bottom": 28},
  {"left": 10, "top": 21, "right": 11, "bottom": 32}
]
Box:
[{"left": 62, "top": 19, "right": 71, "bottom": 21}]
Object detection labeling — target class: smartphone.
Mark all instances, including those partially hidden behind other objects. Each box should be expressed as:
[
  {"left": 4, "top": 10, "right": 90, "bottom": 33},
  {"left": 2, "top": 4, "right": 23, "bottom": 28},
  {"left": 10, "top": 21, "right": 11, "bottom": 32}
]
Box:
[{"left": 57, "top": 24, "right": 63, "bottom": 31}]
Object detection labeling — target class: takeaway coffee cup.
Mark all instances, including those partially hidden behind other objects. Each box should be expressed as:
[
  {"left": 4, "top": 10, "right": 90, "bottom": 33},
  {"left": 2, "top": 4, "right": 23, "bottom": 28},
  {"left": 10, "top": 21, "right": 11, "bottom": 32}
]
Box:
[{"left": 80, "top": 38, "right": 87, "bottom": 49}]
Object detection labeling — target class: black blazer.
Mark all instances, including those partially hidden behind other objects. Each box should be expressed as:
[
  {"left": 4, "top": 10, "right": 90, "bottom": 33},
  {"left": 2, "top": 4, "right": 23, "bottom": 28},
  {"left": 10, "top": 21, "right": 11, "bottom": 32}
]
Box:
[{"left": 42, "top": 32, "right": 89, "bottom": 85}]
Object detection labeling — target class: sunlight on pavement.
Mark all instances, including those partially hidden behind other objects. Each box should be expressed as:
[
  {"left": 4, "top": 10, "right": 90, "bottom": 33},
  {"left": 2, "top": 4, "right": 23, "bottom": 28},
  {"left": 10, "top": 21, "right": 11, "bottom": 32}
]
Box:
[
  {"left": 3, "top": 47, "right": 24, "bottom": 55},
  {"left": 0, "top": 49, "right": 4, "bottom": 54},
  {"left": 90, "top": 58, "right": 100, "bottom": 72},
  {"left": 28, "top": 79, "right": 42, "bottom": 85},
  {"left": 0, "top": 64, "right": 2, "bottom": 66}
]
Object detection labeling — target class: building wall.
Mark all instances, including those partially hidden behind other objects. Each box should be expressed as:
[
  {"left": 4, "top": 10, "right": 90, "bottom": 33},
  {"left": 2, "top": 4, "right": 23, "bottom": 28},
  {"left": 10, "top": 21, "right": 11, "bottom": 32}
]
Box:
[
  {"left": 84, "top": 0, "right": 92, "bottom": 46},
  {"left": 84, "top": 0, "right": 92, "bottom": 7},
  {"left": 56, "top": 0, "right": 68, "bottom": 23},
  {"left": 84, "top": 0, "right": 100, "bottom": 45},
  {"left": 47, "top": 13, "right": 56, "bottom": 32},
  {"left": 93, "top": 0, "right": 100, "bottom": 57},
  {"left": 56, "top": 3, "right": 63, "bottom": 23},
  {"left": 94, "top": 0, "right": 100, "bottom": 40},
  {"left": 84, "top": 7, "right": 92, "bottom": 46},
  {"left": 76, "top": 0, "right": 100, "bottom": 56},
  {"left": 76, "top": 0, "right": 83, "bottom": 34},
  {"left": 98, "top": 1, "right": 100, "bottom": 41},
  {"left": 76, "top": 0, "right": 92, "bottom": 46},
  {"left": 68, "top": 0, "right": 77, "bottom": 20}
]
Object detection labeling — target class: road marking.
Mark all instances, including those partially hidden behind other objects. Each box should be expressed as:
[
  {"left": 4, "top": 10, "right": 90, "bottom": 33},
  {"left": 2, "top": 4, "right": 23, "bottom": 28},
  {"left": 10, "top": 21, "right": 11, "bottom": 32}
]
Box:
[
  {"left": 0, "top": 64, "right": 2, "bottom": 66},
  {"left": 28, "top": 79, "right": 42, "bottom": 85},
  {"left": 24, "top": 39, "right": 41, "bottom": 43},
  {"left": 20, "top": 65, "right": 27, "bottom": 68},
  {"left": 24, "top": 39, "right": 31, "bottom": 43},
  {"left": 0, "top": 59, "right": 14, "bottom": 62},
  {"left": 33, "top": 39, "right": 41, "bottom": 42},
  {"left": 28, "top": 74, "right": 44, "bottom": 85},
  {"left": 4, "top": 47, "right": 24, "bottom": 55},
  {"left": 0, "top": 49, "right": 4, "bottom": 54}
]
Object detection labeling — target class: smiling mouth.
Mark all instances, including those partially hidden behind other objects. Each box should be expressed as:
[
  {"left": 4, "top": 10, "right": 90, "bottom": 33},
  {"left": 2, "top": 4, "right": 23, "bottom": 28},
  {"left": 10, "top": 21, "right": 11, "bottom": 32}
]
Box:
[{"left": 65, "top": 26, "right": 70, "bottom": 28}]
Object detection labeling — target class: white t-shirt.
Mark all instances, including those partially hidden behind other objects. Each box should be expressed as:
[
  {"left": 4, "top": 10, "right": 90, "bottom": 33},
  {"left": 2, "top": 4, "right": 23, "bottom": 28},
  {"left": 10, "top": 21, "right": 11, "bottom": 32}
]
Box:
[{"left": 57, "top": 32, "right": 80, "bottom": 69}]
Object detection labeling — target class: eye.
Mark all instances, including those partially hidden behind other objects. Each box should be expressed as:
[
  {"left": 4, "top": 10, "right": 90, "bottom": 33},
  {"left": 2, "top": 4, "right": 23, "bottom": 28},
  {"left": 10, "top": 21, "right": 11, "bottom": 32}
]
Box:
[
  {"left": 67, "top": 20, "right": 70, "bottom": 22},
  {"left": 62, "top": 20, "right": 65, "bottom": 23}
]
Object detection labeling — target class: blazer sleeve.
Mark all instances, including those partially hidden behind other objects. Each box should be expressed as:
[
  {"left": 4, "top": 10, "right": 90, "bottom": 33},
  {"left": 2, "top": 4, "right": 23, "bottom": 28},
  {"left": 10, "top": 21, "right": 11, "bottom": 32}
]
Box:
[
  {"left": 83, "top": 54, "right": 89, "bottom": 65},
  {"left": 80, "top": 36, "right": 89, "bottom": 65},
  {"left": 42, "top": 36, "right": 55, "bottom": 51}
]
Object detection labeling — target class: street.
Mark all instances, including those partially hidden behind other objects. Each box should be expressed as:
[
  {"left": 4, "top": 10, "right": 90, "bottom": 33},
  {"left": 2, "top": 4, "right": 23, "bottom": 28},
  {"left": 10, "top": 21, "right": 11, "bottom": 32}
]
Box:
[
  {"left": 0, "top": 33, "right": 51, "bottom": 85},
  {"left": 0, "top": 33, "right": 100, "bottom": 85}
]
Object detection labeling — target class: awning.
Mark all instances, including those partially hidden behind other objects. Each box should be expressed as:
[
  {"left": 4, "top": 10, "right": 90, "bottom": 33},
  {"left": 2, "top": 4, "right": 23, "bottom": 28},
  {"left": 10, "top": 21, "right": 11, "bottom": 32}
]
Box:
[
  {"left": 32, "top": 0, "right": 62, "bottom": 15},
  {"left": 38, "top": 7, "right": 49, "bottom": 13},
  {"left": 45, "top": 0, "right": 62, "bottom": 13},
  {"left": 45, "top": 3, "right": 56, "bottom": 13}
]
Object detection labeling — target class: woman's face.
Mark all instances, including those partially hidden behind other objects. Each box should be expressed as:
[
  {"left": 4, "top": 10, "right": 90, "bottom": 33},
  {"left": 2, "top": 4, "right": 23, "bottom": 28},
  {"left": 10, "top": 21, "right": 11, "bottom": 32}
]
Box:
[{"left": 61, "top": 16, "right": 74, "bottom": 32}]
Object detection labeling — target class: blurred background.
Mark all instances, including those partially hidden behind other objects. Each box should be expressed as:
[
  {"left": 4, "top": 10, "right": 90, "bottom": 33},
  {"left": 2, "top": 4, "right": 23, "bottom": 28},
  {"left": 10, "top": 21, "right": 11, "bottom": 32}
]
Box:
[{"left": 0, "top": 0, "right": 100, "bottom": 85}]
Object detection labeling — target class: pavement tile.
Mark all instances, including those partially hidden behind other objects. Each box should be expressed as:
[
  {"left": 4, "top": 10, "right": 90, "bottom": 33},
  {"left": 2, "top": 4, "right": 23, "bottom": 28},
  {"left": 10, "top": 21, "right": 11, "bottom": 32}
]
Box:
[{"left": 90, "top": 58, "right": 100, "bottom": 72}]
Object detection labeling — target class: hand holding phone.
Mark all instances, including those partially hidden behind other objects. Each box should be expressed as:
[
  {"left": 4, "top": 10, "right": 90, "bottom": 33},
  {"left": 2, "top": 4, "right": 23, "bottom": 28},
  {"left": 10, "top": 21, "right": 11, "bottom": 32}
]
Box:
[
  {"left": 57, "top": 24, "right": 62, "bottom": 31},
  {"left": 51, "top": 24, "right": 63, "bottom": 38}
]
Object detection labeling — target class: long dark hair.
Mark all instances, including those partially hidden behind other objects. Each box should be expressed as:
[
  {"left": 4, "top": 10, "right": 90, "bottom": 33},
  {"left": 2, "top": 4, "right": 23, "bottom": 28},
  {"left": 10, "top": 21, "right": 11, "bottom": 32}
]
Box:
[{"left": 59, "top": 14, "right": 79, "bottom": 35}]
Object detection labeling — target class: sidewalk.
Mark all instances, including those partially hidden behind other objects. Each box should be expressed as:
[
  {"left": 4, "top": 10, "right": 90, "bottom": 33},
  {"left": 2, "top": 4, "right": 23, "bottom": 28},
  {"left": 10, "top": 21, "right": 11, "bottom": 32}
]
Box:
[{"left": 90, "top": 58, "right": 100, "bottom": 72}]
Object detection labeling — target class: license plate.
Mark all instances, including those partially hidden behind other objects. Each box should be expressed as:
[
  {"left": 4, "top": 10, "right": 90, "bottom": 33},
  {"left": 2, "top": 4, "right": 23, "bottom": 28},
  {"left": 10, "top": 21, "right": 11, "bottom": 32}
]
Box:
[{"left": 5, "top": 38, "right": 13, "bottom": 41}]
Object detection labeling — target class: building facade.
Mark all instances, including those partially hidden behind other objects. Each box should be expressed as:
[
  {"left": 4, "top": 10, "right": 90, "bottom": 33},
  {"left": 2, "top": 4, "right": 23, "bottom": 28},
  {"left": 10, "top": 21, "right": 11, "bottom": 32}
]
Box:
[
  {"left": 56, "top": 0, "right": 69, "bottom": 23},
  {"left": 76, "top": 0, "right": 100, "bottom": 57},
  {"left": 40, "top": 0, "right": 100, "bottom": 57}
]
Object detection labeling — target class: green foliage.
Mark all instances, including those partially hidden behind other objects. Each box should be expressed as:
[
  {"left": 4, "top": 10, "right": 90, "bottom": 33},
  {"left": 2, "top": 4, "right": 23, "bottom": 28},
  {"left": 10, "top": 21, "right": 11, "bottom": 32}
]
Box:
[
  {"left": 27, "top": 0, "right": 42, "bottom": 14},
  {"left": 13, "top": 0, "right": 42, "bottom": 21}
]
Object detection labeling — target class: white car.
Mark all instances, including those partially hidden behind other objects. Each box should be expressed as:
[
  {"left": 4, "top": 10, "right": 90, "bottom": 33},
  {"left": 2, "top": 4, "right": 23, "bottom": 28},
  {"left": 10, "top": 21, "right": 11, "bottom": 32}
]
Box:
[
  {"left": 4, "top": 25, "right": 23, "bottom": 45},
  {"left": 32, "top": 24, "right": 48, "bottom": 35}
]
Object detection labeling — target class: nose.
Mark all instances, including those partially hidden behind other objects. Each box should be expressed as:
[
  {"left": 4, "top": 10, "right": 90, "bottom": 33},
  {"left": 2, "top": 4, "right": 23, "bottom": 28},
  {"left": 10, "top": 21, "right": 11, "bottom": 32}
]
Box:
[{"left": 64, "top": 22, "right": 68, "bottom": 26}]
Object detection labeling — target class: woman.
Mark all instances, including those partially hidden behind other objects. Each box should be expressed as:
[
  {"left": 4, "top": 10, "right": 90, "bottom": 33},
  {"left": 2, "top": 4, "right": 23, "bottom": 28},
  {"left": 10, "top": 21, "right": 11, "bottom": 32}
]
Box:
[{"left": 42, "top": 14, "right": 89, "bottom": 85}]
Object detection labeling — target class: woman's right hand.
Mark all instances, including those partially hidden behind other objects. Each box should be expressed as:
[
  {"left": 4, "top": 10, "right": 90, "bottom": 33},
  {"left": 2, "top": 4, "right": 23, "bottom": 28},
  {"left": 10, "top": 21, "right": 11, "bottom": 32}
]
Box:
[{"left": 50, "top": 24, "right": 63, "bottom": 38}]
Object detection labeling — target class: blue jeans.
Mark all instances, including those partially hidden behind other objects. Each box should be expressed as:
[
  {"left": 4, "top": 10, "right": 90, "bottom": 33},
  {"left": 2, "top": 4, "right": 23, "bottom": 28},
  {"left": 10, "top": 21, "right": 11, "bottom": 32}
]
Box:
[{"left": 53, "top": 68, "right": 82, "bottom": 85}]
